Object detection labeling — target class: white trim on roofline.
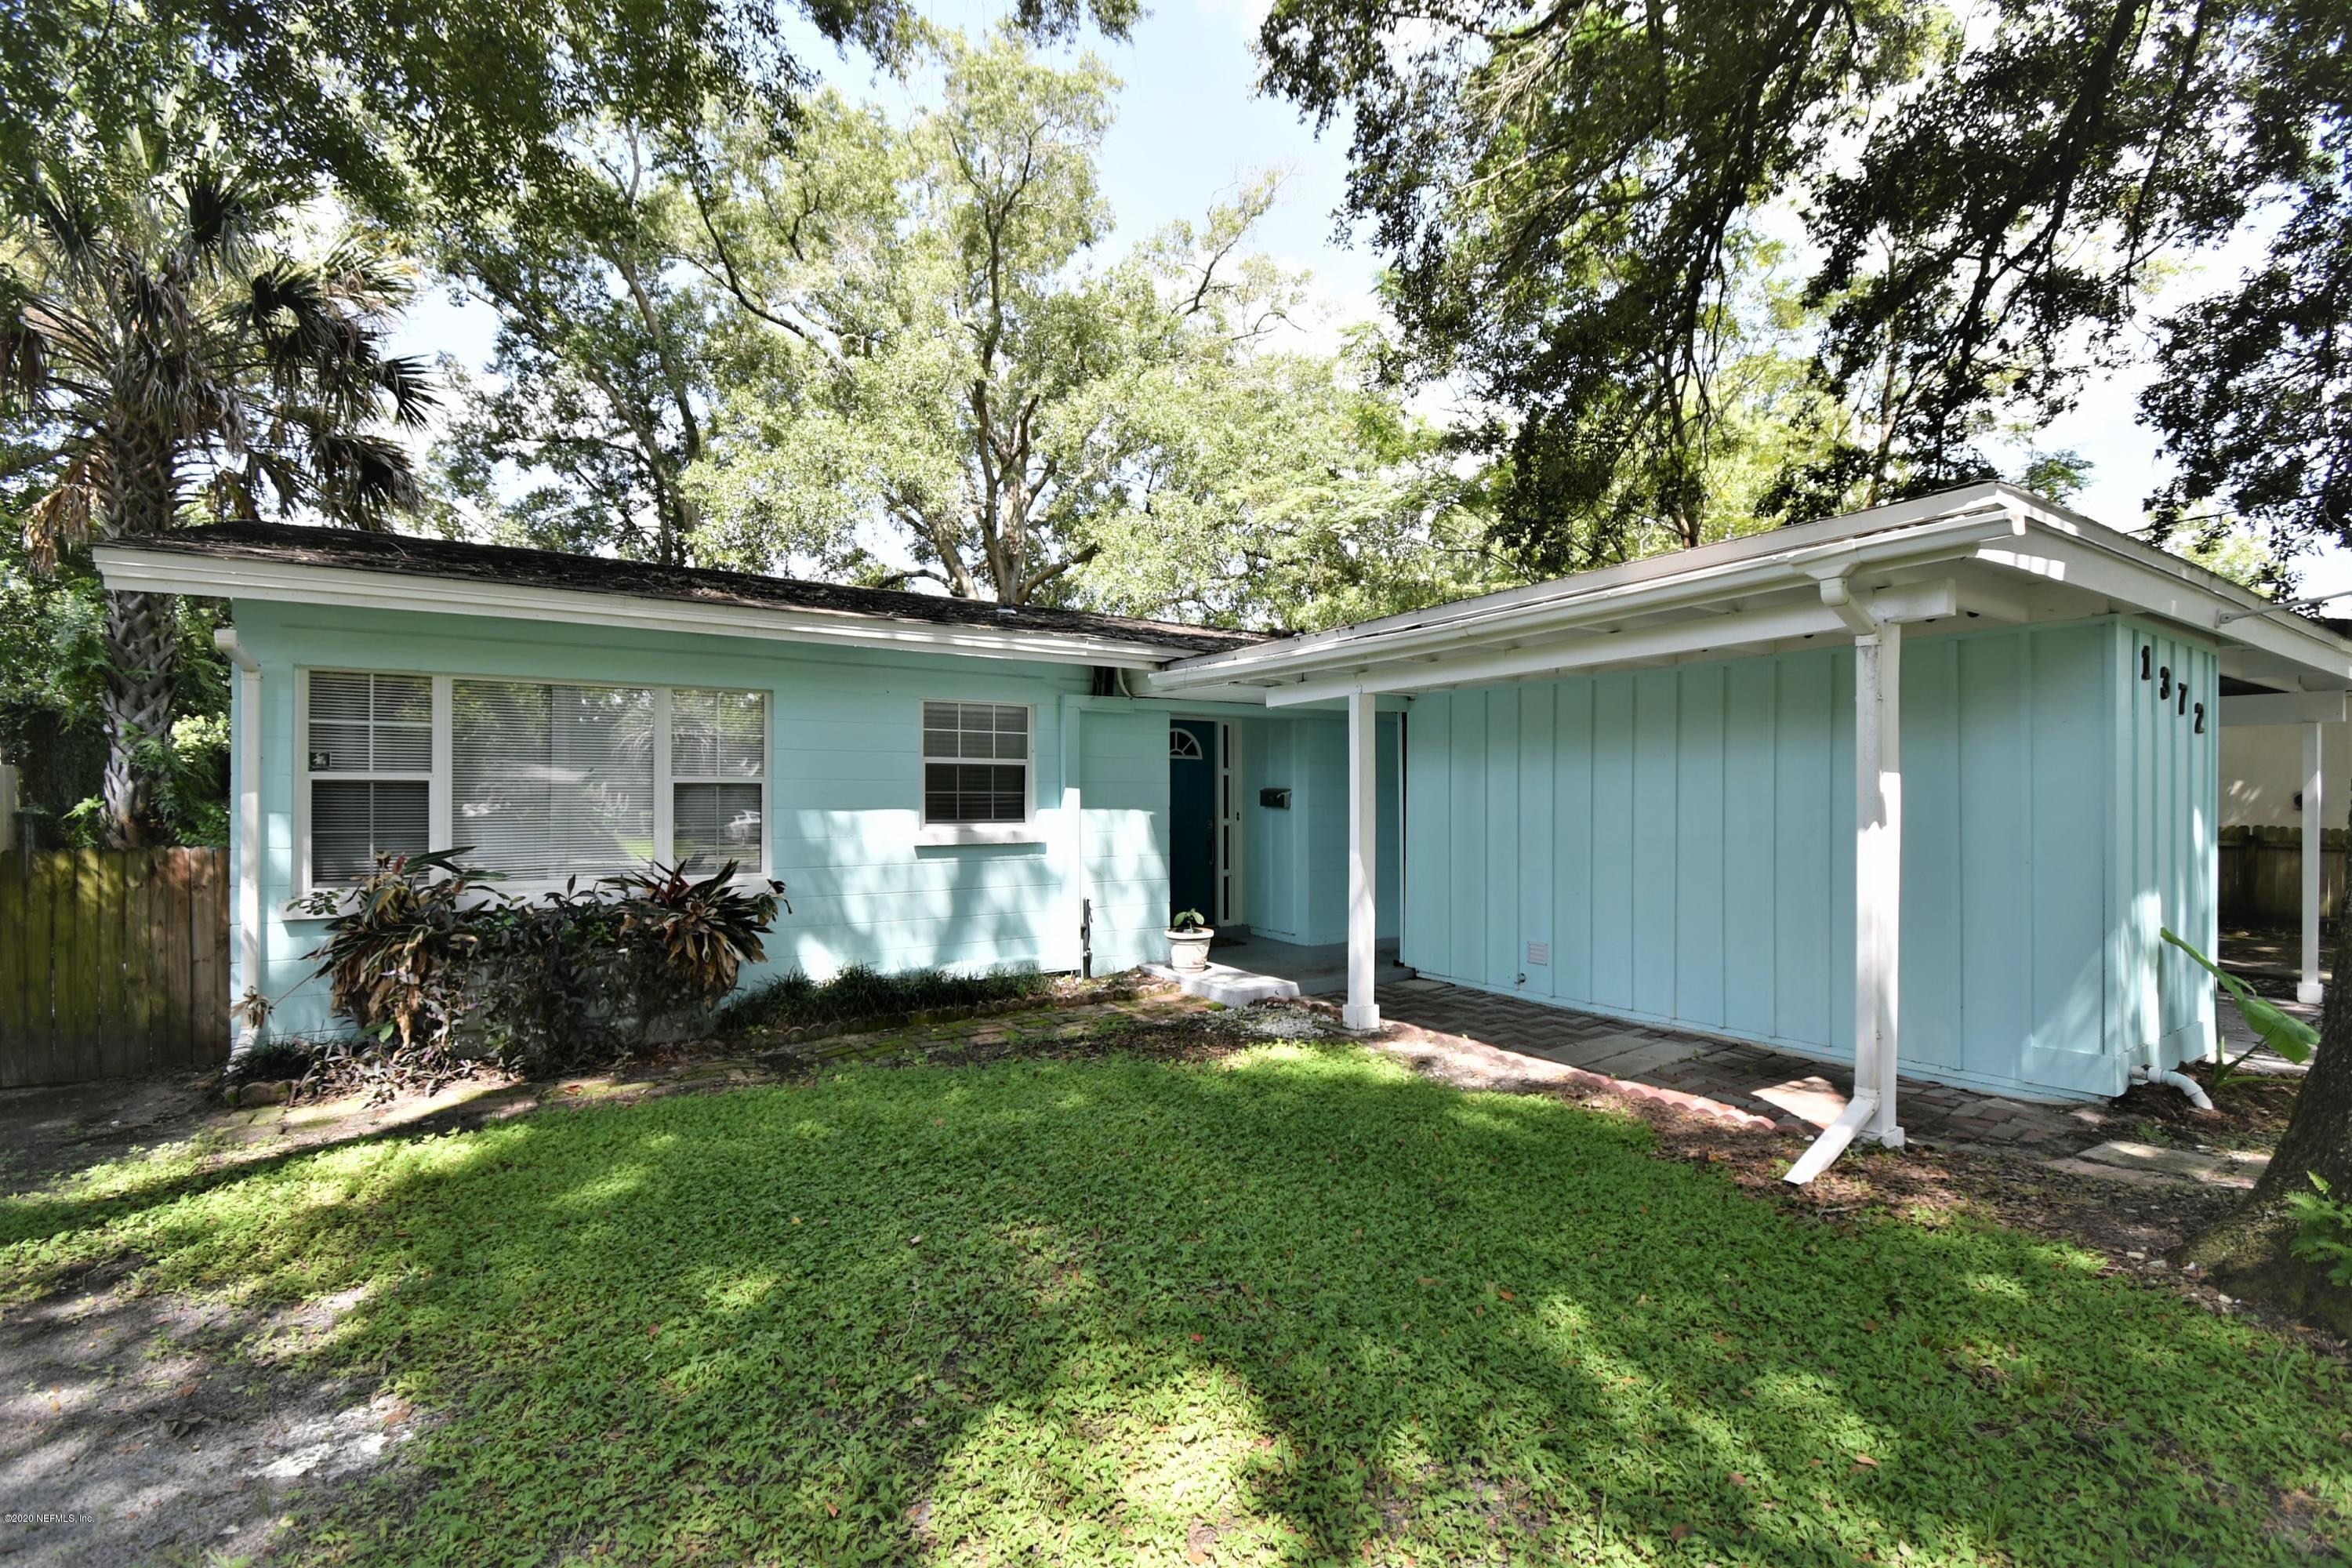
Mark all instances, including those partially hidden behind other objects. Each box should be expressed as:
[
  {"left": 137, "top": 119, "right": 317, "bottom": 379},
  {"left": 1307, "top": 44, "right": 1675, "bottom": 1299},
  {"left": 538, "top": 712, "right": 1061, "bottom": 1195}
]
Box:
[
  {"left": 1144, "top": 482, "right": 2352, "bottom": 699},
  {"left": 91, "top": 547, "right": 1203, "bottom": 670}
]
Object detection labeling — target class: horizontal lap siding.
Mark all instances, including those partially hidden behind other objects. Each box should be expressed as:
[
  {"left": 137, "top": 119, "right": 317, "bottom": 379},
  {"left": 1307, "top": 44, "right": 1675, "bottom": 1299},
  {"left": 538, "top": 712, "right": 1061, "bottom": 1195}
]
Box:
[
  {"left": 234, "top": 604, "right": 1121, "bottom": 1037},
  {"left": 1403, "top": 622, "right": 2152, "bottom": 1095}
]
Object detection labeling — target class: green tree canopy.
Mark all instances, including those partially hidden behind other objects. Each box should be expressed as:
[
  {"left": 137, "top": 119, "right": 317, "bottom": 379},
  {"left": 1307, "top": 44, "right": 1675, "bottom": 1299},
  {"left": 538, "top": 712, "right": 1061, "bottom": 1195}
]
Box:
[
  {"left": 439, "top": 29, "right": 1499, "bottom": 627},
  {"left": 0, "top": 0, "right": 1138, "bottom": 229},
  {"left": 1256, "top": 0, "right": 2331, "bottom": 567}
]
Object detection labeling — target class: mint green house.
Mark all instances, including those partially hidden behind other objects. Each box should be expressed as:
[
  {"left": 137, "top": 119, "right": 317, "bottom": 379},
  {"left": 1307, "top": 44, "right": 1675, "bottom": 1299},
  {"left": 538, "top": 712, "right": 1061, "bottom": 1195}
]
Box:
[{"left": 96, "top": 483, "right": 2352, "bottom": 1178}]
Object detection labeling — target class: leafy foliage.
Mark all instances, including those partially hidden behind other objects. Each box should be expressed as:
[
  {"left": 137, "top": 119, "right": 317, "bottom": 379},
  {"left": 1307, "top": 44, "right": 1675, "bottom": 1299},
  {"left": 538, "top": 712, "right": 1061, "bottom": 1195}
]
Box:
[
  {"left": 298, "top": 850, "right": 788, "bottom": 1093},
  {"left": 0, "top": 130, "right": 432, "bottom": 842},
  {"left": 2160, "top": 927, "right": 2318, "bottom": 1088},
  {"left": 2287, "top": 1173, "right": 2352, "bottom": 1290},
  {"left": 4, "top": 1039, "right": 2347, "bottom": 1561},
  {"left": 1255, "top": 0, "right": 2343, "bottom": 570},
  {"left": 717, "top": 961, "right": 1054, "bottom": 1033},
  {"left": 437, "top": 28, "right": 1501, "bottom": 626}
]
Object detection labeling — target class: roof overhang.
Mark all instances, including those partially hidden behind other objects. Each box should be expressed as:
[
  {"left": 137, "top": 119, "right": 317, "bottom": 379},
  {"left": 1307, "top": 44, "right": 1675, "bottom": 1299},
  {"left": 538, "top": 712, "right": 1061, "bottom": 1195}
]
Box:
[
  {"left": 91, "top": 544, "right": 1195, "bottom": 670},
  {"left": 1139, "top": 483, "right": 2352, "bottom": 707}
]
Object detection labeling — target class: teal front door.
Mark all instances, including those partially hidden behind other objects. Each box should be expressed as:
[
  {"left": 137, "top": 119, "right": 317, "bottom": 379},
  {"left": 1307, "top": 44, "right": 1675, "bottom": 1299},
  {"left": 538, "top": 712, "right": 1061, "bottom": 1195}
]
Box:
[{"left": 1168, "top": 720, "right": 1218, "bottom": 924}]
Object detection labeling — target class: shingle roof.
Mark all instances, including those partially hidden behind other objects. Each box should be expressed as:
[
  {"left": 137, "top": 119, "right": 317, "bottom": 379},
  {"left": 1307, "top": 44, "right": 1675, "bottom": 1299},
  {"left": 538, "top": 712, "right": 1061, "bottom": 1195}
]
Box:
[{"left": 138, "top": 522, "right": 1274, "bottom": 656}]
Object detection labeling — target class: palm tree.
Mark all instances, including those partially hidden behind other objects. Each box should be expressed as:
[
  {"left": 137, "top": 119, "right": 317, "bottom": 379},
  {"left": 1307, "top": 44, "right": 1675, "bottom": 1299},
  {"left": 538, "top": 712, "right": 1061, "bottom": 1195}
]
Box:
[{"left": 0, "top": 140, "right": 433, "bottom": 844}]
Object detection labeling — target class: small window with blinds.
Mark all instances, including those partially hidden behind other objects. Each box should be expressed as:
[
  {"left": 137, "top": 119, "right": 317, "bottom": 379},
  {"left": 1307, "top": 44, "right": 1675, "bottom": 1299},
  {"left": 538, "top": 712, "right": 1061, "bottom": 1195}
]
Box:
[
  {"left": 306, "top": 672, "right": 432, "bottom": 884},
  {"left": 671, "top": 688, "right": 767, "bottom": 869},
  {"left": 922, "top": 701, "right": 1029, "bottom": 825}
]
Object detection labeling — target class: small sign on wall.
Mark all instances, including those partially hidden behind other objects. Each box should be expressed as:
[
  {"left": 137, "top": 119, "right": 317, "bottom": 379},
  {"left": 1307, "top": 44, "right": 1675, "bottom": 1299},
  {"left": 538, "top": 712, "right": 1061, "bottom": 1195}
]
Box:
[{"left": 1258, "top": 787, "right": 1291, "bottom": 809}]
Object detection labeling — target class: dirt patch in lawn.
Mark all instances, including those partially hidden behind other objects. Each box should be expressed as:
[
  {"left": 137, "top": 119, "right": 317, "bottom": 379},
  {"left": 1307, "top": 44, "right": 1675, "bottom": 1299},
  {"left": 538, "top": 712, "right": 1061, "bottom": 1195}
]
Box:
[{"left": 0, "top": 1263, "right": 410, "bottom": 1566}]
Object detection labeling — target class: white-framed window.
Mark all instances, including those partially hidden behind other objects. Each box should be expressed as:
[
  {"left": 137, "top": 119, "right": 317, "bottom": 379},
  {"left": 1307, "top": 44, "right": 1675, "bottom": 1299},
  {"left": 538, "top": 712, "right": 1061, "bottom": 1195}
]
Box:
[
  {"left": 305, "top": 672, "right": 434, "bottom": 884},
  {"left": 670, "top": 687, "right": 768, "bottom": 866},
  {"left": 299, "top": 671, "right": 768, "bottom": 893},
  {"left": 920, "top": 701, "right": 1031, "bottom": 827}
]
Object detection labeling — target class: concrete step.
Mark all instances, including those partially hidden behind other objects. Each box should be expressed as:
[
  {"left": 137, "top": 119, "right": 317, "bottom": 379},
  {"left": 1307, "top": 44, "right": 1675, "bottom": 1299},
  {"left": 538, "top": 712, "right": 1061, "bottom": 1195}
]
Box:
[
  {"left": 2056, "top": 1139, "right": 2270, "bottom": 1189},
  {"left": 1138, "top": 962, "right": 1301, "bottom": 1007}
]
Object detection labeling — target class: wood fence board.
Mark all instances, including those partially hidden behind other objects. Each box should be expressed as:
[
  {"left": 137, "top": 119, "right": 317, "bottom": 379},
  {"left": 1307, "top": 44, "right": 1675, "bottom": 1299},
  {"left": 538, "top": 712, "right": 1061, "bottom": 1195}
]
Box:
[
  {"left": 137, "top": 854, "right": 167, "bottom": 1061},
  {"left": 0, "top": 847, "right": 230, "bottom": 1087},
  {"left": 97, "top": 851, "right": 129, "bottom": 1078},
  {"left": 20, "top": 855, "right": 57, "bottom": 1086},
  {"left": 0, "top": 857, "right": 26, "bottom": 1054},
  {"left": 191, "top": 851, "right": 227, "bottom": 1057},
  {"left": 161, "top": 851, "right": 194, "bottom": 1058}
]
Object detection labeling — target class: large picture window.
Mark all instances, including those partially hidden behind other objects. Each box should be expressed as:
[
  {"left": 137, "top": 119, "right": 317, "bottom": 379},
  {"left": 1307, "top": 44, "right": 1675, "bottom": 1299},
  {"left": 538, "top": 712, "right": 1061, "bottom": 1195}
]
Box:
[
  {"left": 921, "top": 701, "right": 1030, "bottom": 826},
  {"left": 301, "top": 673, "right": 768, "bottom": 891}
]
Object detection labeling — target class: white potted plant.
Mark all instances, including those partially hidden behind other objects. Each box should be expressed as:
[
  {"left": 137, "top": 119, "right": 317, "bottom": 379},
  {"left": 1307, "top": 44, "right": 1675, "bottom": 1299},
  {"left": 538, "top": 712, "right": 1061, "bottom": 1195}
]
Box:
[{"left": 1166, "top": 909, "right": 1214, "bottom": 972}]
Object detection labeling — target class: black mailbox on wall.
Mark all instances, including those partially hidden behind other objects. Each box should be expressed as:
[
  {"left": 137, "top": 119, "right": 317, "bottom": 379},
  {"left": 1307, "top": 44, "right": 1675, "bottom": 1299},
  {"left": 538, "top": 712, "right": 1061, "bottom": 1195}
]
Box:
[{"left": 1258, "top": 787, "right": 1292, "bottom": 810}]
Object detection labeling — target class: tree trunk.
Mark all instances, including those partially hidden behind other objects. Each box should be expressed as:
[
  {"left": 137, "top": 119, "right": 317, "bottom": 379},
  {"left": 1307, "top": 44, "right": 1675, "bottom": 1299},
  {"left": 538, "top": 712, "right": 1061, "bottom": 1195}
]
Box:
[
  {"left": 96, "top": 587, "right": 179, "bottom": 848},
  {"left": 2183, "top": 870, "right": 2352, "bottom": 1334}
]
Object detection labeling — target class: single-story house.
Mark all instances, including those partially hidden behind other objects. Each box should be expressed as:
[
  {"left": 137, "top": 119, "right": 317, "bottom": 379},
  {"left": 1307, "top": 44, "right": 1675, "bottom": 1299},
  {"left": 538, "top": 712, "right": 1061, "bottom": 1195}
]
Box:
[{"left": 93, "top": 481, "right": 2352, "bottom": 1176}]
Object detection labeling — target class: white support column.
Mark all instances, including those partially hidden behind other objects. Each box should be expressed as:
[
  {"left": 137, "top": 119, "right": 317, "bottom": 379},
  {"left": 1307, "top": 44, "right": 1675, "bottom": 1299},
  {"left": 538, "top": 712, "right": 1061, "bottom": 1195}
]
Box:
[
  {"left": 1344, "top": 688, "right": 1380, "bottom": 1031},
  {"left": 1855, "top": 622, "right": 1905, "bottom": 1148},
  {"left": 2302, "top": 720, "right": 2325, "bottom": 1006}
]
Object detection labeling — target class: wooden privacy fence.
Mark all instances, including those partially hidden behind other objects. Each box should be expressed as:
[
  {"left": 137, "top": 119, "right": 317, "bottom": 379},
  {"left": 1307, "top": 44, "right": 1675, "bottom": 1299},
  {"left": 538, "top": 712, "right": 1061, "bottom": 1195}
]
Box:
[
  {"left": 0, "top": 848, "right": 230, "bottom": 1087},
  {"left": 2219, "top": 826, "right": 2347, "bottom": 927}
]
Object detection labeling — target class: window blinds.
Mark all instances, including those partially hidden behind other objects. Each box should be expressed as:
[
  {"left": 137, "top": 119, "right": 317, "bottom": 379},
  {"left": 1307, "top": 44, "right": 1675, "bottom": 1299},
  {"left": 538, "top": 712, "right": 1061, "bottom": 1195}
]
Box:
[
  {"left": 307, "top": 673, "right": 431, "bottom": 883},
  {"left": 672, "top": 688, "right": 767, "bottom": 869},
  {"left": 452, "top": 681, "right": 655, "bottom": 880},
  {"left": 921, "top": 701, "right": 1029, "bottom": 824}
]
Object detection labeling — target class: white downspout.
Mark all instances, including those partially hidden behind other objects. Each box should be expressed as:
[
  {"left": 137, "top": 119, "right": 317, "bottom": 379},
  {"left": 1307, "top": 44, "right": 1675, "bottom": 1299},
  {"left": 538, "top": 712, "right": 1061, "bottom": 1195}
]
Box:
[
  {"left": 216, "top": 627, "right": 266, "bottom": 1058},
  {"left": 1788, "top": 575, "right": 1907, "bottom": 1185},
  {"left": 2132, "top": 1063, "right": 2216, "bottom": 1112},
  {"left": 1060, "top": 696, "right": 1089, "bottom": 976}
]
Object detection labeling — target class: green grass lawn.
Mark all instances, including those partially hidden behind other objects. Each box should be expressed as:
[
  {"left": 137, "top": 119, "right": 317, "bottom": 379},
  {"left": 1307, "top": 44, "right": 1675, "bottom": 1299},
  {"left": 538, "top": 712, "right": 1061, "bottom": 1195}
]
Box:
[{"left": 6, "top": 1037, "right": 2350, "bottom": 1566}]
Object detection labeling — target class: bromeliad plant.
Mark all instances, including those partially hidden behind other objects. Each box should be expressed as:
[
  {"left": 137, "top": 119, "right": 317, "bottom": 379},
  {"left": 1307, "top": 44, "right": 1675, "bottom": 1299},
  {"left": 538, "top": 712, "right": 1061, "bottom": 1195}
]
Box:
[
  {"left": 2159, "top": 927, "right": 2319, "bottom": 1090},
  {"left": 299, "top": 851, "right": 787, "bottom": 1095}
]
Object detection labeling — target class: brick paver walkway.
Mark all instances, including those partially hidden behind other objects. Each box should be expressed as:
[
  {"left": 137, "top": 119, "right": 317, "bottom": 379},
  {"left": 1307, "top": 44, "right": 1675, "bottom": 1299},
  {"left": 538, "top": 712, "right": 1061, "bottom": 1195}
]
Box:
[{"left": 1370, "top": 980, "right": 2122, "bottom": 1157}]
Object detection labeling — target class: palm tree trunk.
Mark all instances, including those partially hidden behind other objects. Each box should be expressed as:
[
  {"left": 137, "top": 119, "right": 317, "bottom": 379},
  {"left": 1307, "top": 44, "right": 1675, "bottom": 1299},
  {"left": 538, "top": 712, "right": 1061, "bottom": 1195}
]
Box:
[{"left": 98, "top": 587, "right": 178, "bottom": 847}]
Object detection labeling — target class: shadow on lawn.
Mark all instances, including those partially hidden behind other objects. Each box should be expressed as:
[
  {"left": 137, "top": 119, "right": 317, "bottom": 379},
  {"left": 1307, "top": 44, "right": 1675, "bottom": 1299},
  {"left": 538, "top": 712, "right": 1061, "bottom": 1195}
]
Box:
[{"left": 12, "top": 1040, "right": 2350, "bottom": 1566}]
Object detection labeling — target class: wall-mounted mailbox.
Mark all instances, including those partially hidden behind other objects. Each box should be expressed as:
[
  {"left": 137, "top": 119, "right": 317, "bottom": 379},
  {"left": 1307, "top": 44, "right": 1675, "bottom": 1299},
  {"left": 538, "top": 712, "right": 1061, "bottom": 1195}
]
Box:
[{"left": 1258, "top": 787, "right": 1292, "bottom": 810}]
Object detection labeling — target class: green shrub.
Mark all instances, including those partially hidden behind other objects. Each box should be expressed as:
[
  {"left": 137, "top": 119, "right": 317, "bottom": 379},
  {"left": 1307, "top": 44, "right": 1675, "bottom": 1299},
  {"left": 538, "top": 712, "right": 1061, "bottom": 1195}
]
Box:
[
  {"left": 2288, "top": 1174, "right": 2352, "bottom": 1287},
  {"left": 718, "top": 962, "right": 1053, "bottom": 1033},
  {"left": 297, "top": 851, "right": 788, "bottom": 1094}
]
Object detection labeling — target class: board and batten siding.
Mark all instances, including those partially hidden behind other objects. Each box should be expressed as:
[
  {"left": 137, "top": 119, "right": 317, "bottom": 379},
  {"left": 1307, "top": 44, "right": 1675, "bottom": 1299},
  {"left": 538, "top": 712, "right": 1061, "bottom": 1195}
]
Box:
[
  {"left": 229, "top": 601, "right": 1171, "bottom": 1040},
  {"left": 1401, "top": 617, "right": 2217, "bottom": 1099},
  {"left": 1239, "top": 713, "right": 1400, "bottom": 946}
]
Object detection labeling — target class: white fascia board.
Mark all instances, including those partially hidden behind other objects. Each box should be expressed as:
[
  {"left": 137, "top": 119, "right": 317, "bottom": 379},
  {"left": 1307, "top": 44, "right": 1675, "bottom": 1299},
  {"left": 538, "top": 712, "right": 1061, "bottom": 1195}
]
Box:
[
  {"left": 1261, "top": 581, "right": 1958, "bottom": 706},
  {"left": 1975, "top": 532, "right": 2352, "bottom": 683},
  {"left": 1154, "top": 505, "right": 2021, "bottom": 692},
  {"left": 93, "top": 547, "right": 1186, "bottom": 670},
  {"left": 2220, "top": 690, "right": 2350, "bottom": 726}
]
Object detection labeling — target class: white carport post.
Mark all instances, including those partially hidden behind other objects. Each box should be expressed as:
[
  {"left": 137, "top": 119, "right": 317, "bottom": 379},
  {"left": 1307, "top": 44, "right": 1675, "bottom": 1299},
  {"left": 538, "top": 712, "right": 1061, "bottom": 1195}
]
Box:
[
  {"left": 1344, "top": 688, "right": 1381, "bottom": 1031},
  {"left": 1855, "top": 622, "right": 1906, "bottom": 1149},
  {"left": 1788, "top": 587, "right": 1904, "bottom": 1184},
  {"left": 2302, "top": 720, "right": 2325, "bottom": 1006}
]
